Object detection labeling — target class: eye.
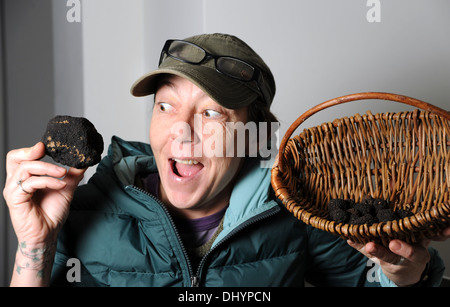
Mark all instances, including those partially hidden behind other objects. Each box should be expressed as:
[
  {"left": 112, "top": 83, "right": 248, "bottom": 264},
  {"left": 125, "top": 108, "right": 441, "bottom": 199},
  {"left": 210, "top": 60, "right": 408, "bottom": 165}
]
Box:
[
  {"left": 204, "top": 109, "right": 221, "bottom": 118},
  {"left": 158, "top": 102, "right": 173, "bottom": 112}
]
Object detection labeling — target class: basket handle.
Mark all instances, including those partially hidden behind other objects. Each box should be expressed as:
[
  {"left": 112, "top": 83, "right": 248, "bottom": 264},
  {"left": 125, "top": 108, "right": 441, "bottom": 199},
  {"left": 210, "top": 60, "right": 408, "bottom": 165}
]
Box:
[{"left": 277, "top": 92, "right": 450, "bottom": 173}]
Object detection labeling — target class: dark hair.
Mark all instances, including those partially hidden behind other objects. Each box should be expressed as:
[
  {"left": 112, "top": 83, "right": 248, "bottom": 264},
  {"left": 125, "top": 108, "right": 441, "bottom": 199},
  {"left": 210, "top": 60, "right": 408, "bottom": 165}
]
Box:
[
  {"left": 248, "top": 99, "right": 278, "bottom": 142},
  {"left": 246, "top": 99, "right": 279, "bottom": 159}
]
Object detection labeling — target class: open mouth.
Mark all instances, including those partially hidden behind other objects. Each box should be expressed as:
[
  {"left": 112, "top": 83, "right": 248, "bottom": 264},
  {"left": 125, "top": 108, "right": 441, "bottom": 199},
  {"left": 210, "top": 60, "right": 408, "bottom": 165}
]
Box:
[{"left": 170, "top": 158, "right": 204, "bottom": 178}]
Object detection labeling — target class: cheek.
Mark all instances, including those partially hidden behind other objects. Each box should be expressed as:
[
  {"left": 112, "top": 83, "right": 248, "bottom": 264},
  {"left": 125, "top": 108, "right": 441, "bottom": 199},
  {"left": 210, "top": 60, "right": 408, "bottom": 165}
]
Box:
[
  {"left": 149, "top": 121, "right": 158, "bottom": 149},
  {"left": 212, "top": 157, "right": 244, "bottom": 187},
  {"left": 149, "top": 117, "right": 168, "bottom": 153}
]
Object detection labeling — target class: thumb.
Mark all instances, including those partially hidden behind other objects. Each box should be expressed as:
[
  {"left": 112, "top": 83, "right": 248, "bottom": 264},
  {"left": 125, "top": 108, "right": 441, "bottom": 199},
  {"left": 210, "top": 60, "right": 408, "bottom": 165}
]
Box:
[
  {"left": 29, "top": 142, "right": 47, "bottom": 160},
  {"left": 57, "top": 167, "right": 87, "bottom": 204},
  {"left": 63, "top": 167, "right": 87, "bottom": 190}
]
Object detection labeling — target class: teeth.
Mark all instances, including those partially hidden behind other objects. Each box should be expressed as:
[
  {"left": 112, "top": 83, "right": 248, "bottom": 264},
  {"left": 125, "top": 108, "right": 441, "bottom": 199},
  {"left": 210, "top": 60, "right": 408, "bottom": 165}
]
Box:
[{"left": 173, "top": 158, "right": 199, "bottom": 165}]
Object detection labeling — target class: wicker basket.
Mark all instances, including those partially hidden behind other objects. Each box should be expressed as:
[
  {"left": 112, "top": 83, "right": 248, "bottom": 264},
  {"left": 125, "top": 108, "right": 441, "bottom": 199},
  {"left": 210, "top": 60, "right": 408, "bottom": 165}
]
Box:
[{"left": 271, "top": 92, "right": 450, "bottom": 246}]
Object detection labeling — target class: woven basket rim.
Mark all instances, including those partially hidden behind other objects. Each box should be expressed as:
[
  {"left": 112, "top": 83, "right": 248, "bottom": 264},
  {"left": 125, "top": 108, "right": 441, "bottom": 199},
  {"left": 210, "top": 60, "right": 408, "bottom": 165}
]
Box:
[{"left": 271, "top": 92, "right": 450, "bottom": 246}]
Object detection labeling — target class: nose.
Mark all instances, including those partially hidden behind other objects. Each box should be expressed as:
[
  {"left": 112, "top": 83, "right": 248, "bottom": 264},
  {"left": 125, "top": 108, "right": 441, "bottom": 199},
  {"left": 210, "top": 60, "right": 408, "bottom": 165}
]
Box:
[{"left": 171, "top": 113, "right": 202, "bottom": 145}]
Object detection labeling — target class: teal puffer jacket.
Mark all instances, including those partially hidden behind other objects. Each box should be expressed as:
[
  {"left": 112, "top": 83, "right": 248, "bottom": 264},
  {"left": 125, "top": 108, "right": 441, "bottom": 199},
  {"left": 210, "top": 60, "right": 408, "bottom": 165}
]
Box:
[{"left": 50, "top": 136, "right": 444, "bottom": 287}]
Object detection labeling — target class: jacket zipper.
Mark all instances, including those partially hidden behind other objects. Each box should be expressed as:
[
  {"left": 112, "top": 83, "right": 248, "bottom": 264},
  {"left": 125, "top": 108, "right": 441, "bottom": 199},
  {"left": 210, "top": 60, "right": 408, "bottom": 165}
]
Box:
[
  {"left": 127, "top": 185, "right": 195, "bottom": 286},
  {"left": 128, "top": 185, "right": 280, "bottom": 287},
  {"left": 192, "top": 205, "right": 280, "bottom": 287}
]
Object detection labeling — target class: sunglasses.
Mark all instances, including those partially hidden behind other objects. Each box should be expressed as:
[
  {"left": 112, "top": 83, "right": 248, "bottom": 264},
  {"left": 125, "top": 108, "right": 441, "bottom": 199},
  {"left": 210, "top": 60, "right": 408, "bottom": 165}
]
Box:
[{"left": 159, "top": 39, "right": 270, "bottom": 105}]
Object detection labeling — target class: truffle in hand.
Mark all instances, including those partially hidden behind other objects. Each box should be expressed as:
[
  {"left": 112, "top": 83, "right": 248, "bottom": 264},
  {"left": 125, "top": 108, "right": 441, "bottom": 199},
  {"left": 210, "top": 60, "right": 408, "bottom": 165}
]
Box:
[{"left": 41, "top": 115, "right": 104, "bottom": 169}]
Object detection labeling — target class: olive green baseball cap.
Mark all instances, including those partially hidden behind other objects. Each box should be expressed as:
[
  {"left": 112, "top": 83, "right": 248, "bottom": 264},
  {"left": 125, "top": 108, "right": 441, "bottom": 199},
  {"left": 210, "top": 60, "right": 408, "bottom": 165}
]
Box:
[{"left": 130, "top": 33, "right": 276, "bottom": 109}]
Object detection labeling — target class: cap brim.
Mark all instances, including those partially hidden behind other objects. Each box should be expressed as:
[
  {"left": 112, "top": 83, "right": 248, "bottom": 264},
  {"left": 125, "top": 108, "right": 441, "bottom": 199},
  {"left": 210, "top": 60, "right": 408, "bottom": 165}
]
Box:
[{"left": 130, "top": 63, "right": 259, "bottom": 109}]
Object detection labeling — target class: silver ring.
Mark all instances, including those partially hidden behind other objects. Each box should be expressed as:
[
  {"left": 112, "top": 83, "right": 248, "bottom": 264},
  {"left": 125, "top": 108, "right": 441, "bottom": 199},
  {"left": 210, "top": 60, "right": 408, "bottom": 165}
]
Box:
[
  {"left": 17, "top": 179, "right": 31, "bottom": 194},
  {"left": 395, "top": 256, "right": 405, "bottom": 266}
]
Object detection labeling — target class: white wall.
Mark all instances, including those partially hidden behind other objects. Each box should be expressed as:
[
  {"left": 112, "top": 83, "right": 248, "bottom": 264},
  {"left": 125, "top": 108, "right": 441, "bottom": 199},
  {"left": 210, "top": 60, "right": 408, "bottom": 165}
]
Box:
[
  {"left": 52, "top": 0, "right": 84, "bottom": 117},
  {"left": 82, "top": 0, "right": 450, "bottom": 161},
  {"left": 84, "top": 0, "right": 450, "bottom": 156},
  {"left": 202, "top": 0, "right": 450, "bottom": 138},
  {"left": 82, "top": 0, "right": 149, "bottom": 144},
  {"left": 80, "top": 0, "right": 150, "bottom": 179}
]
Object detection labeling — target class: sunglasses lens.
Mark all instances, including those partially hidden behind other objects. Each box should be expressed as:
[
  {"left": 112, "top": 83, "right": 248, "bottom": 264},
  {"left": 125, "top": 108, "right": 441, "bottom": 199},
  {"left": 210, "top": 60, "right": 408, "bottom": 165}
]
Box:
[
  {"left": 168, "top": 41, "right": 206, "bottom": 64},
  {"left": 216, "top": 57, "right": 255, "bottom": 81},
  {"left": 162, "top": 40, "right": 267, "bottom": 104}
]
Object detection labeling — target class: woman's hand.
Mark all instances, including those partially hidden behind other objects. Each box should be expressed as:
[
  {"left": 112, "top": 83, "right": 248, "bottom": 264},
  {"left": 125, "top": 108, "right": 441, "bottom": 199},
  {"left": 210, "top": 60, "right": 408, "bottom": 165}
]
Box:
[
  {"left": 348, "top": 227, "right": 450, "bottom": 286},
  {"left": 3, "top": 142, "right": 86, "bottom": 286}
]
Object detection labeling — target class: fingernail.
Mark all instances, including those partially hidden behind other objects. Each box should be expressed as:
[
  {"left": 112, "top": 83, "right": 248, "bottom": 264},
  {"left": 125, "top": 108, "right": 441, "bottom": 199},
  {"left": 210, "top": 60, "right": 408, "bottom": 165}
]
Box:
[
  {"left": 31, "top": 142, "right": 41, "bottom": 151},
  {"left": 390, "top": 240, "right": 401, "bottom": 252},
  {"left": 57, "top": 166, "right": 68, "bottom": 176}
]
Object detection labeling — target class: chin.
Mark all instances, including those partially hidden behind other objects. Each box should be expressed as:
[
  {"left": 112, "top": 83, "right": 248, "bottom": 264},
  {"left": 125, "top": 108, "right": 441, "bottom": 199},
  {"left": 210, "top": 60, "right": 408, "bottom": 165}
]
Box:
[{"left": 162, "top": 185, "right": 206, "bottom": 210}]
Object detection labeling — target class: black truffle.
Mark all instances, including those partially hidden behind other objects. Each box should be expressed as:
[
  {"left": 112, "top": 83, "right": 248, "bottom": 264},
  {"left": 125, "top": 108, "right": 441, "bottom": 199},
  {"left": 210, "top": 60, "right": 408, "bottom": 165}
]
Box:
[
  {"left": 396, "top": 209, "right": 414, "bottom": 219},
  {"left": 41, "top": 115, "right": 104, "bottom": 169},
  {"left": 376, "top": 208, "right": 397, "bottom": 223},
  {"left": 350, "top": 214, "right": 378, "bottom": 225},
  {"left": 328, "top": 196, "right": 414, "bottom": 226},
  {"left": 328, "top": 199, "right": 353, "bottom": 223},
  {"left": 372, "top": 198, "right": 390, "bottom": 213},
  {"left": 328, "top": 198, "right": 350, "bottom": 211},
  {"left": 354, "top": 202, "right": 374, "bottom": 216},
  {"left": 329, "top": 208, "right": 349, "bottom": 224},
  {"left": 346, "top": 207, "right": 360, "bottom": 218},
  {"left": 361, "top": 195, "right": 374, "bottom": 206}
]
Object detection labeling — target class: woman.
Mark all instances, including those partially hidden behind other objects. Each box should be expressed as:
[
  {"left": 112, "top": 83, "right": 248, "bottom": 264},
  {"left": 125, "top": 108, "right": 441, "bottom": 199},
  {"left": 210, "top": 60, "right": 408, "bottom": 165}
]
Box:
[{"left": 4, "top": 33, "right": 448, "bottom": 287}]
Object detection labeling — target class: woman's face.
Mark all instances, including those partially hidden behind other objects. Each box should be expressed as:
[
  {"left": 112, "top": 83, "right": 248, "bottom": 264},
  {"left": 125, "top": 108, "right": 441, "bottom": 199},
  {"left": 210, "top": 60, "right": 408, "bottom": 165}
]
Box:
[{"left": 149, "top": 75, "right": 248, "bottom": 219}]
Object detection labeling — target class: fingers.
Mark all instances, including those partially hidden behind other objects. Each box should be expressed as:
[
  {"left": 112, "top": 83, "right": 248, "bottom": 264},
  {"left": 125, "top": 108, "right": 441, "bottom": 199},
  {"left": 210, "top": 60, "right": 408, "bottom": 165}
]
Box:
[
  {"left": 429, "top": 226, "right": 450, "bottom": 241},
  {"left": 365, "top": 242, "right": 402, "bottom": 265},
  {"left": 6, "top": 142, "right": 67, "bottom": 179},
  {"left": 348, "top": 239, "right": 430, "bottom": 286},
  {"left": 442, "top": 227, "right": 450, "bottom": 238},
  {"left": 6, "top": 142, "right": 46, "bottom": 177},
  {"left": 4, "top": 142, "right": 69, "bottom": 204},
  {"left": 6, "top": 142, "right": 68, "bottom": 179},
  {"left": 16, "top": 160, "right": 68, "bottom": 180},
  {"left": 5, "top": 160, "right": 68, "bottom": 192},
  {"left": 347, "top": 239, "right": 430, "bottom": 267},
  {"left": 363, "top": 240, "right": 430, "bottom": 267},
  {"left": 62, "top": 167, "right": 87, "bottom": 191},
  {"left": 5, "top": 143, "right": 89, "bottom": 206},
  {"left": 391, "top": 240, "right": 431, "bottom": 270},
  {"left": 14, "top": 176, "right": 67, "bottom": 197},
  {"left": 7, "top": 166, "right": 85, "bottom": 203}
]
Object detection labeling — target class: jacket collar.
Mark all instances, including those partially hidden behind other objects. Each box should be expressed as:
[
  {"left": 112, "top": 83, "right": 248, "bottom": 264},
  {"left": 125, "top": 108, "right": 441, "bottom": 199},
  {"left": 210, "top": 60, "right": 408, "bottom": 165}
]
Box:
[
  {"left": 106, "top": 136, "right": 279, "bottom": 239},
  {"left": 108, "top": 136, "right": 157, "bottom": 186},
  {"left": 213, "top": 157, "right": 279, "bottom": 247}
]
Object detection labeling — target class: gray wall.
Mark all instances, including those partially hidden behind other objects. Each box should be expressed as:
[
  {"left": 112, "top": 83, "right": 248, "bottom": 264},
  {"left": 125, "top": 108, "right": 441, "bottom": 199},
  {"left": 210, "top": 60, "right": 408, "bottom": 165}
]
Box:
[
  {"left": 0, "top": 0, "right": 83, "bottom": 286},
  {"left": 1, "top": 0, "right": 449, "bottom": 286},
  {"left": 0, "top": 0, "right": 6, "bottom": 287},
  {"left": 1, "top": 0, "right": 56, "bottom": 286}
]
